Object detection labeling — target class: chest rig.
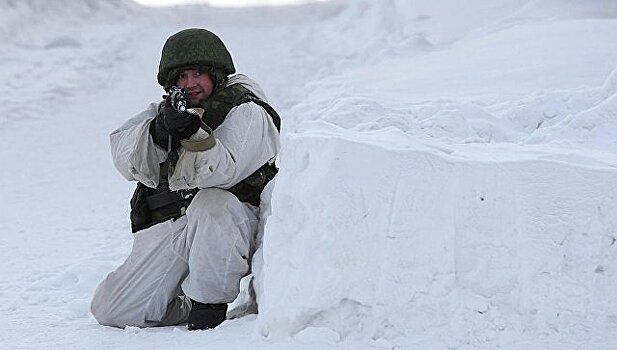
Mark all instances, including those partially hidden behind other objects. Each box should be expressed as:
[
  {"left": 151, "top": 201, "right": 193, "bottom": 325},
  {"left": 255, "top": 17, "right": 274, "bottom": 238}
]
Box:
[{"left": 129, "top": 83, "right": 281, "bottom": 233}]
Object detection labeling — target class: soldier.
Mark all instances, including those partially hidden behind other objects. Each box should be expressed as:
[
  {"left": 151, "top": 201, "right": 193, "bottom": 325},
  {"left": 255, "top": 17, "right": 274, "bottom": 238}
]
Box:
[{"left": 91, "top": 28, "right": 281, "bottom": 330}]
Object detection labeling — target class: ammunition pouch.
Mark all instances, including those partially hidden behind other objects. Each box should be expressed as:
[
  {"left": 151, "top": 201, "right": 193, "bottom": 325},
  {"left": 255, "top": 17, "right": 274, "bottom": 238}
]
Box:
[
  {"left": 229, "top": 162, "right": 278, "bottom": 206},
  {"left": 129, "top": 162, "right": 277, "bottom": 233},
  {"left": 129, "top": 183, "right": 198, "bottom": 233}
]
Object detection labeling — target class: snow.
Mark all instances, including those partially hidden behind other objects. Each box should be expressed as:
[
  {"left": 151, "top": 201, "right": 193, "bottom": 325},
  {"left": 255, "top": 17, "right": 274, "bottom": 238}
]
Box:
[
  {"left": 133, "top": 0, "right": 327, "bottom": 7},
  {"left": 1, "top": 0, "right": 616, "bottom": 349}
]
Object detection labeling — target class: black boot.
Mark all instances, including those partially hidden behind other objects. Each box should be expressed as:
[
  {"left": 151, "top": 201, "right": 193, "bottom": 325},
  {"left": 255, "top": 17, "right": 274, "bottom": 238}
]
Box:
[{"left": 187, "top": 300, "right": 227, "bottom": 331}]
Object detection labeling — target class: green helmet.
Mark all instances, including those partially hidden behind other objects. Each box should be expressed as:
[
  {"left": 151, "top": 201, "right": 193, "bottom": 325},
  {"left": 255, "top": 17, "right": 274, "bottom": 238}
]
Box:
[{"left": 157, "top": 28, "right": 236, "bottom": 88}]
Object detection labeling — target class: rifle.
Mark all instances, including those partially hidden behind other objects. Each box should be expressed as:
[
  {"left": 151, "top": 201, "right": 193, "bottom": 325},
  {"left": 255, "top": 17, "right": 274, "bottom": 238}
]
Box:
[
  {"left": 162, "top": 87, "right": 214, "bottom": 179},
  {"left": 166, "top": 86, "right": 188, "bottom": 113}
]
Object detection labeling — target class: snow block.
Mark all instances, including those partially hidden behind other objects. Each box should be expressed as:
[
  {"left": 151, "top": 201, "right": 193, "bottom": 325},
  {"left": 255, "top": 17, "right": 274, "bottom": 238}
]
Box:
[{"left": 256, "top": 130, "right": 617, "bottom": 343}]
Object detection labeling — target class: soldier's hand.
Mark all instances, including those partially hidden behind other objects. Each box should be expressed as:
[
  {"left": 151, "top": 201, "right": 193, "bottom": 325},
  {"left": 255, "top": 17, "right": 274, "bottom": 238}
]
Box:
[
  {"left": 149, "top": 108, "right": 171, "bottom": 149},
  {"left": 163, "top": 97, "right": 201, "bottom": 140}
]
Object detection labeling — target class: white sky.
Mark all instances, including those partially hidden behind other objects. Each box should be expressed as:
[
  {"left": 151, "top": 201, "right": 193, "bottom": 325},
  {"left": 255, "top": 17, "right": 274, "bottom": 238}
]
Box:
[{"left": 132, "top": 0, "right": 327, "bottom": 7}]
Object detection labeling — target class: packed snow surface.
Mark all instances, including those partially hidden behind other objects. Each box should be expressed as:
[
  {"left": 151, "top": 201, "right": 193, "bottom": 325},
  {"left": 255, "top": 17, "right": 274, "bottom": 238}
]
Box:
[{"left": 1, "top": 0, "right": 616, "bottom": 349}]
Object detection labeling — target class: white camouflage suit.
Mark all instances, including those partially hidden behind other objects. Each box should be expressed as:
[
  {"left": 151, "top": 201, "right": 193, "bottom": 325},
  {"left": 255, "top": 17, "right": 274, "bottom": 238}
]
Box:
[{"left": 91, "top": 74, "right": 280, "bottom": 328}]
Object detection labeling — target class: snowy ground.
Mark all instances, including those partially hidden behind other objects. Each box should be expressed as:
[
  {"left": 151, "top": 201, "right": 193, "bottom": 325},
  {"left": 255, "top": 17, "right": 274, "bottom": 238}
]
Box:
[{"left": 1, "top": 0, "right": 617, "bottom": 349}]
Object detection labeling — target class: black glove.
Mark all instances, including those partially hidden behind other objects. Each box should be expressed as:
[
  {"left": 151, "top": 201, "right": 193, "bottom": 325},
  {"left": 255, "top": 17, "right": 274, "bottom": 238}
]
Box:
[
  {"left": 162, "top": 97, "right": 201, "bottom": 140},
  {"left": 149, "top": 109, "right": 172, "bottom": 149}
]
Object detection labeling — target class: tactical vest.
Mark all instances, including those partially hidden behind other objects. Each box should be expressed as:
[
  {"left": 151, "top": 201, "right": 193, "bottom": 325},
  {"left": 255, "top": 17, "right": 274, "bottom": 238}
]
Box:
[{"left": 129, "top": 83, "right": 281, "bottom": 233}]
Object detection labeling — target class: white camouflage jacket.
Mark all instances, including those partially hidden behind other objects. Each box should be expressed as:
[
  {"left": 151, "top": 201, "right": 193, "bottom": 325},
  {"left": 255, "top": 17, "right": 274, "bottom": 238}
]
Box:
[{"left": 110, "top": 74, "right": 280, "bottom": 192}]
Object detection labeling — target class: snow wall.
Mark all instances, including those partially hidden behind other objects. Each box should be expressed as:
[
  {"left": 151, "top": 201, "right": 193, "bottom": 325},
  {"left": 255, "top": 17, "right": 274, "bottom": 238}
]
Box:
[
  {"left": 252, "top": 0, "right": 617, "bottom": 346},
  {"left": 257, "top": 128, "right": 617, "bottom": 344}
]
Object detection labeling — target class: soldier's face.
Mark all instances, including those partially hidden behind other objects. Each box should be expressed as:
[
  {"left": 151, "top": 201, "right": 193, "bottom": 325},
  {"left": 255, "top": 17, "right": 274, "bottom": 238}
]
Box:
[{"left": 176, "top": 69, "right": 214, "bottom": 106}]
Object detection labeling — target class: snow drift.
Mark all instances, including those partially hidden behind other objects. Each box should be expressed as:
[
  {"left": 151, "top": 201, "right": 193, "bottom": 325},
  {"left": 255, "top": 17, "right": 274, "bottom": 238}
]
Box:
[
  {"left": 257, "top": 126, "right": 617, "bottom": 347},
  {"left": 252, "top": 0, "right": 617, "bottom": 348}
]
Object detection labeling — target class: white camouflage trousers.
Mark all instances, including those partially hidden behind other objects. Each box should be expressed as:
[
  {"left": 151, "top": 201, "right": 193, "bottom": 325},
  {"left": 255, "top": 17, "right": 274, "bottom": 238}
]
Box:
[{"left": 90, "top": 188, "right": 258, "bottom": 328}]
